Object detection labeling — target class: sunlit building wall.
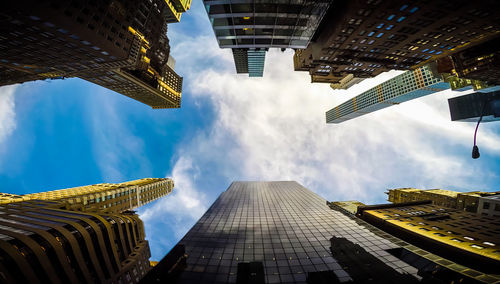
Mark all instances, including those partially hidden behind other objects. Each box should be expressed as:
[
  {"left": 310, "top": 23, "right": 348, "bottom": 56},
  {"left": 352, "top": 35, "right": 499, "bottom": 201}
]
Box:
[
  {"left": 326, "top": 64, "right": 449, "bottom": 123},
  {"left": 357, "top": 201, "right": 500, "bottom": 277},
  {"left": 0, "top": 178, "right": 173, "bottom": 283}
]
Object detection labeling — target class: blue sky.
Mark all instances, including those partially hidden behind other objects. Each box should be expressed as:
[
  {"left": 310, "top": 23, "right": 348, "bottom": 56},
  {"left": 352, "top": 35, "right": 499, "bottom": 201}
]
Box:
[{"left": 1, "top": 1, "right": 500, "bottom": 261}]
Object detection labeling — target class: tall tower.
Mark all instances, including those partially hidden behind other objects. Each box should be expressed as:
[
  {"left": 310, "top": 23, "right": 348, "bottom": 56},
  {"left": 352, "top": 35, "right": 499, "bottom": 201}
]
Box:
[
  {"left": 294, "top": 0, "right": 500, "bottom": 89},
  {"left": 0, "top": 178, "right": 174, "bottom": 283},
  {"left": 143, "top": 181, "right": 496, "bottom": 283},
  {"left": 202, "top": 1, "right": 331, "bottom": 77},
  {"left": 0, "top": 0, "right": 191, "bottom": 109},
  {"left": 325, "top": 64, "right": 450, "bottom": 123}
]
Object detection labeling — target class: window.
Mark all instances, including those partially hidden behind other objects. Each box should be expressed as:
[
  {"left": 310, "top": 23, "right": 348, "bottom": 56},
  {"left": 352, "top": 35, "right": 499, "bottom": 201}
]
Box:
[
  {"left": 483, "top": 202, "right": 490, "bottom": 209},
  {"left": 470, "top": 244, "right": 484, "bottom": 249}
]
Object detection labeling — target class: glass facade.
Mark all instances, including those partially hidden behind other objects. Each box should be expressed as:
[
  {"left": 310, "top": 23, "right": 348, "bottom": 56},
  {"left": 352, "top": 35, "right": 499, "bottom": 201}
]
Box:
[
  {"left": 203, "top": 1, "right": 331, "bottom": 76},
  {"left": 166, "top": 181, "right": 422, "bottom": 283}
]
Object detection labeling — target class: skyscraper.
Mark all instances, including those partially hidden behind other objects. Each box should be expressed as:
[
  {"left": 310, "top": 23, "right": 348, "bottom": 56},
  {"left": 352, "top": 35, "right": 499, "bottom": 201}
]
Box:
[
  {"left": 294, "top": 0, "right": 500, "bottom": 88},
  {"left": 356, "top": 201, "right": 500, "bottom": 277},
  {"left": 0, "top": 0, "right": 190, "bottom": 109},
  {"left": 0, "top": 178, "right": 174, "bottom": 213},
  {"left": 448, "top": 91, "right": 500, "bottom": 122},
  {"left": 325, "top": 64, "right": 449, "bottom": 124},
  {"left": 144, "top": 181, "right": 496, "bottom": 283},
  {"left": 386, "top": 187, "right": 500, "bottom": 213},
  {"left": 202, "top": 1, "right": 332, "bottom": 77},
  {"left": 0, "top": 178, "right": 173, "bottom": 283}
]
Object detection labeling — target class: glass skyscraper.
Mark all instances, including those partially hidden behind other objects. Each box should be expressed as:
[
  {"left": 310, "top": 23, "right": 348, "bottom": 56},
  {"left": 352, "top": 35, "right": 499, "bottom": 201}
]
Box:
[
  {"left": 202, "top": 1, "right": 332, "bottom": 77},
  {"left": 145, "top": 181, "right": 496, "bottom": 283},
  {"left": 146, "top": 182, "right": 429, "bottom": 283}
]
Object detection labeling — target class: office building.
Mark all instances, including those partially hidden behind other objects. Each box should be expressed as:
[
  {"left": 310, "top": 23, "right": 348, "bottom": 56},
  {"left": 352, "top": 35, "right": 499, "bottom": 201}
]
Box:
[
  {"left": 0, "top": 178, "right": 173, "bottom": 283},
  {"left": 448, "top": 91, "right": 500, "bottom": 122},
  {"left": 203, "top": 1, "right": 332, "bottom": 77},
  {"left": 144, "top": 181, "right": 497, "bottom": 283},
  {"left": 356, "top": 201, "right": 500, "bottom": 276},
  {"left": 329, "top": 74, "right": 365, "bottom": 90},
  {"left": 386, "top": 188, "right": 500, "bottom": 213},
  {"left": 0, "top": 0, "right": 190, "bottom": 109},
  {"left": 294, "top": 0, "right": 500, "bottom": 88},
  {"left": 445, "top": 37, "right": 500, "bottom": 85},
  {"left": 325, "top": 64, "right": 449, "bottom": 124},
  {"left": 477, "top": 194, "right": 500, "bottom": 217},
  {"left": 0, "top": 178, "right": 174, "bottom": 213}
]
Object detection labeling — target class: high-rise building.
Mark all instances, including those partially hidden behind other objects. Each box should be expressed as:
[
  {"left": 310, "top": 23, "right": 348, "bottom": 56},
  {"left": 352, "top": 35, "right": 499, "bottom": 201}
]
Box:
[
  {"left": 202, "top": 1, "right": 332, "bottom": 77},
  {"left": 477, "top": 194, "right": 500, "bottom": 217},
  {"left": 294, "top": 0, "right": 500, "bottom": 88},
  {"left": 0, "top": 178, "right": 174, "bottom": 213},
  {"left": 144, "top": 181, "right": 497, "bottom": 283},
  {"left": 386, "top": 187, "right": 500, "bottom": 213},
  {"left": 356, "top": 201, "right": 500, "bottom": 276},
  {"left": 0, "top": 178, "right": 173, "bottom": 283},
  {"left": 448, "top": 91, "right": 500, "bottom": 122},
  {"left": 325, "top": 64, "right": 450, "bottom": 124},
  {"left": 0, "top": 0, "right": 191, "bottom": 109}
]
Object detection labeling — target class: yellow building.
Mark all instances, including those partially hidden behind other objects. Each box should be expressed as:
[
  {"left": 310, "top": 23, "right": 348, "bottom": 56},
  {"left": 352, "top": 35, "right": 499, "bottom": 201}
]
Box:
[
  {"left": 386, "top": 188, "right": 500, "bottom": 213},
  {"left": 0, "top": 178, "right": 173, "bottom": 213},
  {"left": 357, "top": 201, "right": 500, "bottom": 278},
  {"left": 0, "top": 178, "right": 174, "bottom": 283}
]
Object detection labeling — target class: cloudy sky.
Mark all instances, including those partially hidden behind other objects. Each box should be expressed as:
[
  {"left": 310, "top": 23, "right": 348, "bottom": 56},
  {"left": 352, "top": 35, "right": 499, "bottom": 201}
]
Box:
[{"left": 1, "top": 1, "right": 499, "bottom": 261}]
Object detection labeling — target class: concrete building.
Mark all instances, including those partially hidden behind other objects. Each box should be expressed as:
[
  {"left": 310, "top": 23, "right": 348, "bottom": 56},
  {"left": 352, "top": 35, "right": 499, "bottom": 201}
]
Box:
[
  {"left": 0, "top": 178, "right": 174, "bottom": 283},
  {"left": 357, "top": 201, "right": 500, "bottom": 277},
  {"left": 386, "top": 188, "right": 500, "bottom": 213},
  {"left": 294, "top": 0, "right": 500, "bottom": 88},
  {"left": 477, "top": 194, "right": 500, "bottom": 217},
  {"left": 0, "top": 0, "right": 190, "bottom": 109}
]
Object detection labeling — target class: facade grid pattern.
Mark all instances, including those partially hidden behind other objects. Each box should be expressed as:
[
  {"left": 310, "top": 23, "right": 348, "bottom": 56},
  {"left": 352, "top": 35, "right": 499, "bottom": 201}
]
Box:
[
  {"left": 326, "top": 64, "right": 449, "bottom": 123},
  {"left": 171, "top": 181, "right": 419, "bottom": 283}
]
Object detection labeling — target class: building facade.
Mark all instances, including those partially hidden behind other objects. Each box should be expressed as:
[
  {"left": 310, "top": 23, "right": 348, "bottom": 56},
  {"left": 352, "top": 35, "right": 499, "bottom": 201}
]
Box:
[
  {"left": 386, "top": 188, "right": 500, "bottom": 213},
  {"left": 145, "top": 181, "right": 497, "bottom": 283},
  {"left": 448, "top": 91, "right": 500, "bottom": 122},
  {"left": 203, "top": 1, "right": 331, "bottom": 77},
  {"left": 0, "top": 178, "right": 174, "bottom": 214},
  {"left": 477, "top": 194, "right": 500, "bottom": 217},
  {"left": 294, "top": 0, "right": 500, "bottom": 88},
  {"left": 0, "top": 178, "right": 174, "bottom": 283},
  {"left": 357, "top": 201, "right": 500, "bottom": 276},
  {"left": 325, "top": 64, "right": 449, "bottom": 124},
  {"left": 0, "top": 0, "right": 190, "bottom": 109}
]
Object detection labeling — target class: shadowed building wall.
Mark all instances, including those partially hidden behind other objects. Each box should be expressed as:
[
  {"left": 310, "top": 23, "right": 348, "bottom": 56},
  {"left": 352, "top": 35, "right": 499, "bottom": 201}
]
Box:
[
  {"left": 145, "top": 181, "right": 499, "bottom": 283},
  {"left": 0, "top": 178, "right": 174, "bottom": 283},
  {"left": 203, "top": 1, "right": 331, "bottom": 77},
  {"left": 0, "top": 0, "right": 190, "bottom": 108}
]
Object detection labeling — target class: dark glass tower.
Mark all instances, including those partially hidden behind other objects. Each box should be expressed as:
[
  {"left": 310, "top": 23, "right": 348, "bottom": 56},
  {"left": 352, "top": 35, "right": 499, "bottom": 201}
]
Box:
[
  {"left": 203, "top": 1, "right": 332, "bottom": 77},
  {"left": 145, "top": 181, "right": 497, "bottom": 283},
  {"left": 147, "top": 182, "right": 445, "bottom": 283}
]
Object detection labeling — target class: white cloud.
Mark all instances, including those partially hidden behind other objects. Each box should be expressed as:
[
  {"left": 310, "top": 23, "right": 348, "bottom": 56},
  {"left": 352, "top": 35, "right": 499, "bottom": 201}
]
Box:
[
  {"left": 168, "top": 33, "right": 500, "bottom": 204},
  {"left": 0, "top": 85, "right": 17, "bottom": 146}
]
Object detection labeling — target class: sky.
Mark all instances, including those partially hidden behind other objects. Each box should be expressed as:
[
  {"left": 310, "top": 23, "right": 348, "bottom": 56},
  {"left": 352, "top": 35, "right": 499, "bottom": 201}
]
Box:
[{"left": 1, "top": 1, "right": 500, "bottom": 261}]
